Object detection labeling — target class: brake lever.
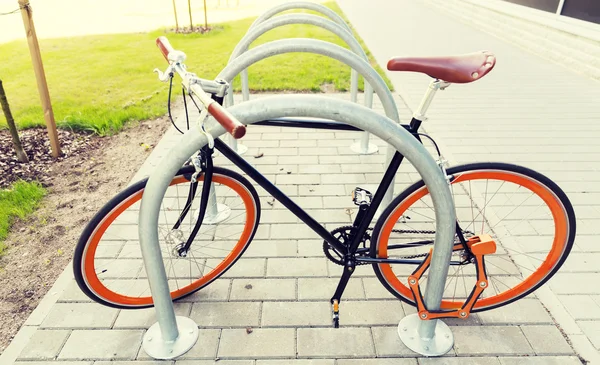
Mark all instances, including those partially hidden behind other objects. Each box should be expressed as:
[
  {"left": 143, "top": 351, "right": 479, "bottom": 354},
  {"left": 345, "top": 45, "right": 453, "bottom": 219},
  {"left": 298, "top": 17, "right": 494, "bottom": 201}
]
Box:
[{"left": 153, "top": 65, "right": 175, "bottom": 82}]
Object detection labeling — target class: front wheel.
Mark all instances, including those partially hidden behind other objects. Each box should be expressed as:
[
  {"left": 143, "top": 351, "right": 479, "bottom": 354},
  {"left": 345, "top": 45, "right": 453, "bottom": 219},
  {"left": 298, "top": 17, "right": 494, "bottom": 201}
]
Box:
[
  {"left": 371, "top": 162, "right": 575, "bottom": 312},
  {"left": 74, "top": 166, "right": 261, "bottom": 309}
]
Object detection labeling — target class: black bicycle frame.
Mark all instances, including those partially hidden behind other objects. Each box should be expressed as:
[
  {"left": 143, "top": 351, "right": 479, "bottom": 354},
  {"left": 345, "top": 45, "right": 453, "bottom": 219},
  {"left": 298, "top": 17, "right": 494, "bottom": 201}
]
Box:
[
  {"left": 176, "top": 89, "right": 438, "bottom": 305},
  {"left": 173, "top": 91, "right": 425, "bottom": 259},
  {"left": 211, "top": 117, "right": 424, "bottom": 257}
]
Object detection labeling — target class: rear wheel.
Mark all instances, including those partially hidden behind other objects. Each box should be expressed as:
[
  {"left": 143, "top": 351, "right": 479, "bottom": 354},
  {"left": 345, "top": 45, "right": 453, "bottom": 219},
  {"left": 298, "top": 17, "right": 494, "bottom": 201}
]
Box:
[
  {"left": 371, "top": 162, "right": 575, "bottom": 312},
  {"left": 74, "top": 166, "right": 260, "bottom": 309}
]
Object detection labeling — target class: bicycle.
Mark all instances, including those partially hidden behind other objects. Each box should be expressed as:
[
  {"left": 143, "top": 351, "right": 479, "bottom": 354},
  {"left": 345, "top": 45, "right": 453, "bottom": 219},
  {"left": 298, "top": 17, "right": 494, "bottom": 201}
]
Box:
[{"left": 73, "top": 37, "right": 575, "bottom": 327}]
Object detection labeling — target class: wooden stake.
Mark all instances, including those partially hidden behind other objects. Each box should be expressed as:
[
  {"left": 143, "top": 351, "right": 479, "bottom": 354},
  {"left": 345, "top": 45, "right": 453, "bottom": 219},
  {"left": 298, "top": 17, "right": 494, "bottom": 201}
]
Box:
[
  {"left": 172, "top": 0, "right": 179, "bottom": 32},
  {"left": 188, "top": 0, "right": 193, "bottom": 31},
  {"left": 0, "top": 80, "right": 29, "bottom": 163},
  {"left": 18, "top": 0, "right": 61, "bottom": 158},
  {"left": 203, "top": 0, "right": 208, "bottom": 29}
]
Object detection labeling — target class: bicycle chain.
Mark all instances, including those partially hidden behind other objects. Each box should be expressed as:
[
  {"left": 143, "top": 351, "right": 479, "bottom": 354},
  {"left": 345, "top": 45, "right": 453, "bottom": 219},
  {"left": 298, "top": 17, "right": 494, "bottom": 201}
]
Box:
[{"left": 323, "top": 226, "right": 437, "bottom": 266}]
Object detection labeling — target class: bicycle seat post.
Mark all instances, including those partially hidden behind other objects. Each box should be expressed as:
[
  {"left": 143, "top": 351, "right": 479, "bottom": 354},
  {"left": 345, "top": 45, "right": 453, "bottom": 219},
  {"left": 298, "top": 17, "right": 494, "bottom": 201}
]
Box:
[{"left": 413, "top": 79, "right": 451, "bottom": 123}]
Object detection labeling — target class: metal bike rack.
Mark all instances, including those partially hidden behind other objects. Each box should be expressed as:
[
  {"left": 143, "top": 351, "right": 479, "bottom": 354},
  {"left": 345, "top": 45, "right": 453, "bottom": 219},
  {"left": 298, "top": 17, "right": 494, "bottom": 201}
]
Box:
[
  {"left": 210, "top": 35, "right": 393, "bottom": 238},
  {"left": 209, "top": 19, "right": 375, "bottom": 221},
  {"left": 220, "top": 38, "right": 399, "bottom": 216},
  {"left": 244, "top": 1, "right": 353, "bottom": 102},
  {"left": 227, "top": 13, "right": 377, "bottom": 155},
  {"left": 138, "top": 95, "right": 457, "bottom": 359},
  {"left": 226, "top": 1, "right": 379, "bottom": 154},
  {"left": 228, "top": 13, "right": 372, "bottom": 104},
  {"left": 219, "top": 38, "right": 398, "bottom": 126}
]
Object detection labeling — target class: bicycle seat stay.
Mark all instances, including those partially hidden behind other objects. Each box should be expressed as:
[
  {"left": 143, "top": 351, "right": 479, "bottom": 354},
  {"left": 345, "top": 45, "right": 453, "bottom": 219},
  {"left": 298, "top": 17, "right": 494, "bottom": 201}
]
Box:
[{"left": 387, "top": 51, "right": 496, "bottom": 83}]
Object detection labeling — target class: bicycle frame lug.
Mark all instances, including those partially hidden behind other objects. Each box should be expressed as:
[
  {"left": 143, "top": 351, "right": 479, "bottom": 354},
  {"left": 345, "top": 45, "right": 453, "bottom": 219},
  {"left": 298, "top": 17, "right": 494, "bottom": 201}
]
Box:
[
  {"left": 190, "top": 155, "right": 203, "bottom": 183},
  {"left": 412, "top": 113, "right": 428, "bottom": 123},
  {"left": 436, "top": 157, "right": 451, "bottom": 185},
  {"left": 214, "top": 78, "right": 230, "bottom": 98}
]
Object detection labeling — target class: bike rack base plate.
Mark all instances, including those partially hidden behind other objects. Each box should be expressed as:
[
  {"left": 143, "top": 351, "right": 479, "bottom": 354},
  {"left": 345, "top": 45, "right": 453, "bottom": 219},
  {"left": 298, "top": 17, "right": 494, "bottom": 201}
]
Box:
[
  {"left": 235, "top": 143, "right": 248, "bottom": 155},
  {"left": 397, "top": 314, "right": 454, "bottom": 357},
  {"left": 203, "top": 203, "right": 232, "bottom": 224},
  {"left": 350, "top": 141, "right": 378, "bottom": 155},
  {"left": 142, "top": 316, "right": 199, "bottom": 360}
]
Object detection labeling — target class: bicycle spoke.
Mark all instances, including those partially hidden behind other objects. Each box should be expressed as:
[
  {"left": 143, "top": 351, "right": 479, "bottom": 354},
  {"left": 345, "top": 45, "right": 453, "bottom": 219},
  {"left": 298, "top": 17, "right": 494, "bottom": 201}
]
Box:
[
  {"left": 485, "top": 259, "right": 522, "bottom": 277},
  {"left": 500, "top": 249, "right": 545, "bottom": 263},
  {"left": 491, "top": 191, "right": 536, "bottom": 228},
  {"left": 452, "top": 266, "right": 461, "bottom": 301},
  {"left": 187, "top": 249, "right": 206, "bottom": 277},
  {"left": 406, "top": 207, "right": 435, "bottom": 222},
  {"left": 469, "top": 180, "right": 475, "bottom": 233},
  {"left": 375, "top": 166, "right": 569, "bottom": 310},
  {"left": 463, "top": 180, "right": 505, "bottom": 233},
  {"left": 461, "top": 266, "right": 468, "bottom": 300}
]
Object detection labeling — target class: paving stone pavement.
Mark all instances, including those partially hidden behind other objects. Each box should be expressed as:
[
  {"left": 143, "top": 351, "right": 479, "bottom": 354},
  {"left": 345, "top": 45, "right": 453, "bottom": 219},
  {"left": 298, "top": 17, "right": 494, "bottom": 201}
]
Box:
[
  {"left": 337, "top": 0, "right": 600, "bottom": 364},
  {"left": 0, "top": 91, "right": 582, "bottom": 364},
  {"left": 2, "top": 1, "right": 598, "bottom": 364}
]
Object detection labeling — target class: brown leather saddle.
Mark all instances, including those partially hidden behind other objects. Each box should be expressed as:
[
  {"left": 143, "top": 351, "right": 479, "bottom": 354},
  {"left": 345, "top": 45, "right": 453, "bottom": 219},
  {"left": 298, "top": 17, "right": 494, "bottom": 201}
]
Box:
[{"left": 387, "top": 51, "right": 496, "bottom": 83}]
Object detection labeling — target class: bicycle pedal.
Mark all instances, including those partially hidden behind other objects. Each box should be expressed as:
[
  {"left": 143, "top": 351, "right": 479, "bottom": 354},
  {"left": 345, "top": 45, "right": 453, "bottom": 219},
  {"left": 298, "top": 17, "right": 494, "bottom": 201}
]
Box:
[
  {"left": 332, "top": 299, "right": 340, "bottom": 328},
  {"left": 352, "top": 187, "right": 372, "bottom": 207}
]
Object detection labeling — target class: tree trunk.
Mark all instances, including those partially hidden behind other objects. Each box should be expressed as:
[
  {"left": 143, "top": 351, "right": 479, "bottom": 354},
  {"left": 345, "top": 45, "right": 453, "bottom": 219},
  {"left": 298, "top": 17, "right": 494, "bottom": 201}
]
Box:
[
  {"left": 172, "top": 0, "right": 179, "bottom": 32},
  {"left": 203, "top": 0, "right": 208, "bottom": 29},
  {"left": 18, "top": 0, "right": 61, "bottom": 157},
  {"left": 188, "top": 0, "right": 193, "bottom": 31},
  {"left": 0, "top": 79, "right": 29, "bottom": 163}
]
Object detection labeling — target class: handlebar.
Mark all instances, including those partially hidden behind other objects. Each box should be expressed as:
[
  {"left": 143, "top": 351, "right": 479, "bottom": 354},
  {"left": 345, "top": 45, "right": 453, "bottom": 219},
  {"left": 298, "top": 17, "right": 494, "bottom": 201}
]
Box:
[
  {"left": 156, "top": 36, "right": 174, "bottom": 62},
  {"left": 155, "top": 36, "right": 246, "bottom": 139}
]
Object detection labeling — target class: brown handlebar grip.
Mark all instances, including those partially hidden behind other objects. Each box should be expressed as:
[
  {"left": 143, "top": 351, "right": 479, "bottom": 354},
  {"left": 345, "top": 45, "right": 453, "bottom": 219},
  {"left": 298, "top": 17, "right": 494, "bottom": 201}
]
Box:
[
  {"left": 156, "top": 36, "right": 174, "bottom": 62},
  {"left": 207, "top": 103, "right": 246, "bottom": 139}
]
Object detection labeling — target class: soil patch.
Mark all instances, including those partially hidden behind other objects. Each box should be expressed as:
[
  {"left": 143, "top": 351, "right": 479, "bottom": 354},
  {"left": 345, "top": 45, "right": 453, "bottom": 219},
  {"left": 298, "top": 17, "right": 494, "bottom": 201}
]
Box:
[
  {"left": 0, "top": 117, "right": 171, "bottom": 354},
  {"left": 0, "top": 129, "right": 98, "bottom": 189}
]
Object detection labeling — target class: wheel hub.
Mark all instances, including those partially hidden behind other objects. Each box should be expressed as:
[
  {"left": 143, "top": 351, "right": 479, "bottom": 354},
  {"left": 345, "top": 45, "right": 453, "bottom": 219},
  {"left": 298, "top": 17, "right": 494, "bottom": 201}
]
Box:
[
  {"left": 173, "top": 242, "right": 188, "bottom": 257},
  {"left": 165, "top": 229, "right": 188, "bottom": 257}
]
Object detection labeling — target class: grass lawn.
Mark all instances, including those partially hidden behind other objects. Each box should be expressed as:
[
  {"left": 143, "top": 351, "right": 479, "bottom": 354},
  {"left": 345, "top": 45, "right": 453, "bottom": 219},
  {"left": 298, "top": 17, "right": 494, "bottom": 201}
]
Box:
[
  {"left": 0, "top": 181, "right": 46, "bottom": 256},
  {"left": 0, "top": 2, "right": 392, "bottom": 135}
]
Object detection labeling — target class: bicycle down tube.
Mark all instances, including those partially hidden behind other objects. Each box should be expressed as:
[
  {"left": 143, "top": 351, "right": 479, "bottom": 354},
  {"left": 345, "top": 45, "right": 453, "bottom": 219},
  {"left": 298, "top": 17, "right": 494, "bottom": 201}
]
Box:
[{"left": 213, "top": 137, "right": 403, "bottom": 256}]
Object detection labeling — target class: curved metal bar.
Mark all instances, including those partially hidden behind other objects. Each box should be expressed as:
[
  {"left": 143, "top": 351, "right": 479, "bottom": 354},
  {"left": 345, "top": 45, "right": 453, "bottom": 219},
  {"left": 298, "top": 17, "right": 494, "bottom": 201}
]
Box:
[
  {"left": 241, "top": 1, "right": 351, "bottom": 102},
  {"left": 249, "top": 1, "right": 351, "bottom": 32},
  {"left": 138, "top": 95, "right": 456, "bottom": 359},
  {"left": 219, "top": 38, "right": 397, "bottom": 123},
  {"left": 227, "top": 14, "right": 372, "bottom": 106},
  {"left": 229, "top": 4, "right": 377, "bottom": 155}
]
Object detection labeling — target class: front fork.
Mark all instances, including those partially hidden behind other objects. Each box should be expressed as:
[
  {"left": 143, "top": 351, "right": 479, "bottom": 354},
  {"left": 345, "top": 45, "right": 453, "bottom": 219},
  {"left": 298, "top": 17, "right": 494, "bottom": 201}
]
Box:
[
  {"left": 176, "top": 90, "right": 224, "bottom": 255},
  {"left": 179, "top": 146, "right": 214, "bottom": 254}
]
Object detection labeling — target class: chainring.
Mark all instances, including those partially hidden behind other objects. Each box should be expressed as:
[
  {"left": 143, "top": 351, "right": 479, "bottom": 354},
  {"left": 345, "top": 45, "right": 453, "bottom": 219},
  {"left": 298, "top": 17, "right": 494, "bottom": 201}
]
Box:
[{"left": 323, "top": 226, "right": 371, "bottom": 266}]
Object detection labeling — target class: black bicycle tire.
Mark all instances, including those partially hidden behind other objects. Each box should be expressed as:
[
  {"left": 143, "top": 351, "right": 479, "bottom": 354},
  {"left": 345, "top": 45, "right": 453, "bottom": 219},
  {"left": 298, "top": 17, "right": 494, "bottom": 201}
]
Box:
[
  {"left": 370, "top": 162, "right": 576, "bottom": 312},
  {"left": 73, "top": 165, "right": 261, "bottom": 309}
]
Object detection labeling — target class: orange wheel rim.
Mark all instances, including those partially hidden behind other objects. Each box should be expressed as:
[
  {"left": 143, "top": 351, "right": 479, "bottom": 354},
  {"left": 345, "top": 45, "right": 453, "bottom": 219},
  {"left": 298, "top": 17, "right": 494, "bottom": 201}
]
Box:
[
  {"left": 377, "top": 170, "right": 569, "bottom": 310},
  {"left": 82, "top": 174, "right": 257, "bottom": 307}
]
